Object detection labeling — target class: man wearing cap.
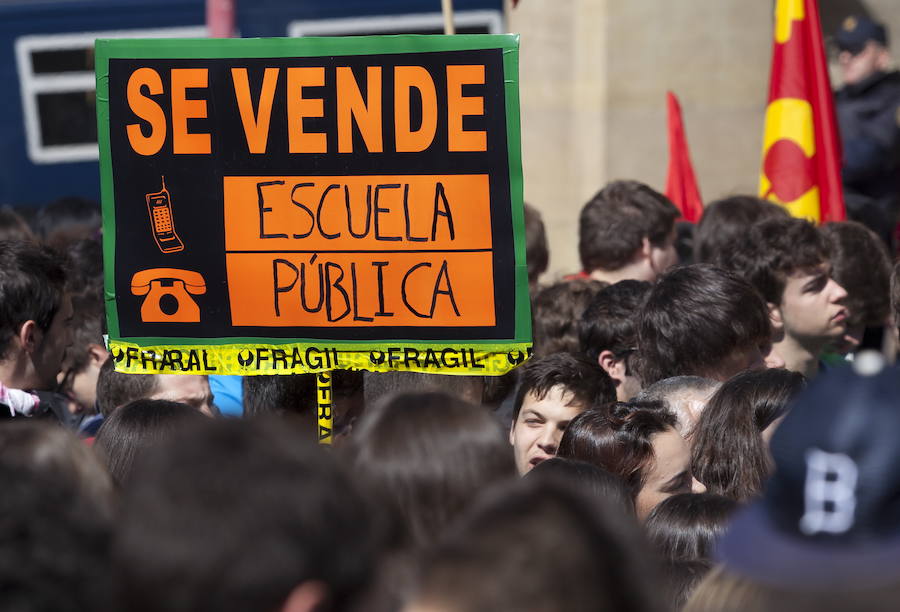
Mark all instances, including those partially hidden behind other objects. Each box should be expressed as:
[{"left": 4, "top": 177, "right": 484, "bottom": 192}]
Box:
[{"left": 833, "top": 15, "right": 900, "bottom": 246}]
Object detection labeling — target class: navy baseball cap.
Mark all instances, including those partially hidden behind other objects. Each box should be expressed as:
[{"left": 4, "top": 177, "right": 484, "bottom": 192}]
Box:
[
  {"left": 717, "top": 352, "right": 900, "bottom": 588},
  {"left": 835, "top": 15, "right": 888, "bottom": 55}
]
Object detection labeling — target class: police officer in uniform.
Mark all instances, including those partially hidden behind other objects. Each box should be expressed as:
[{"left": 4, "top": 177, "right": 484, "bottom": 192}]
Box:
[{"left": 834, "top": 15, "right": 900, "bottom": 247}]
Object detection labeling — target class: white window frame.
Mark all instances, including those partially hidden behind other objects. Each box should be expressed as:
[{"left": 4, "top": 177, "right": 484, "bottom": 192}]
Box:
[
  {"left": 287, "top": 10, "right": 503, "bottom": 38},
  {"left": 15, "top": 25, "right": 207, "bottom": 165}
]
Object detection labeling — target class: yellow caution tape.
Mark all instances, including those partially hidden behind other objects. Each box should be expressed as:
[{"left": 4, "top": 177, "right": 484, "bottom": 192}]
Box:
[
  {"left": 316, "top": 371, "right": 333, "bottom": 445},
  {"left": 108, "top": 340, "right": 533, "bottom": 376}
]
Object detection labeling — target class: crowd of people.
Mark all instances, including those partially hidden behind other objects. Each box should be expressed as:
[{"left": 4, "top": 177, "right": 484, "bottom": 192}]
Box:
[
  {"left": 1, "top": 13, "right": 900, "bottom": 610},
  {"left": 2, "top": 174, "right": 900, "bottom": 611}
]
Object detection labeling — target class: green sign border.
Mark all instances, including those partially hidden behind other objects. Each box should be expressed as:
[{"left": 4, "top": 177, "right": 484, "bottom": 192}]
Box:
[{"left": 96, "top": 34, "right": 529, "bottom": 351}]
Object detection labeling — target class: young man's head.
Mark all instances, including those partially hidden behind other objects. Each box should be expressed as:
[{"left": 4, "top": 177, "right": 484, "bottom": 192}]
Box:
[
  {"left": 96, "top": 360, "right": 216, "bottom": 418},
  {"left": 0, "top": 423, "right": 115, "bottom": 611},
  {"left": 579, "top": 280, "right": 652, "bottom": 401},
  {"left": 33, "top": 197, "right": 102, "bottom": 250},
  {"left": 404, "top": 478, "right": 660, "bottom": 612},
  {"left": 363, "top": 371, "right": 484, "bottom": 407},
  {"left": 348, "top": 392, "right": 515, "bottom": 550},
  {"left": 510, "top": 353, "right": 615, "bottom": 475},
  {"left": 578, "top": 180, "right": 679, "bottom": 283},
  {"left": 524, "top": 203, "right": 549, "bottom": 291},
  {"left": 57, "top": 292, "right": 108, "bottom": 415},
  {"left": 637, "top": 264, "right": 773, "bottom": 386},
  {"left": 532, "top": 278, "right": 606, "bottom": 358},
  {"left": 693, "top": 195, "right": 789, "bottom": 267},
  {"left": 0, "top": 240, "right": 71, "bottom": 391},
  {"left": 244, "top": 371, "right": 364, "bottom": 443},
  {"left": 112, "top": 420, "right": 381, "bottom": 612},
  {"left": 820, "top": 221, "right": 891, "bottom": 353},
  {"left": 725, "top": 218, "right": 848, "bottom": 374}
]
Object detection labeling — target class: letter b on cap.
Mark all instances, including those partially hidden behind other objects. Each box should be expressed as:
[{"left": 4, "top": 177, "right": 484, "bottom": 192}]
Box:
[{"left": 799, "top": 448, "right": 858, "bottom": 535}]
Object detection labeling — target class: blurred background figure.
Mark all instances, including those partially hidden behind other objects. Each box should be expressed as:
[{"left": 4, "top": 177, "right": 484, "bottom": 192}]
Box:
[
  {"left": 645, "top": 493, "right": 739, "bottom": 611},
  {"left": 344, "top": 392, "right": 515, "bottom": 610},
  {"left": 833, "top": 15, "right": 900, "bottom": 248},
  {"left": 692, "top": 196, "right": 788, "bottom": 268},
  {"left": 33, "top": 197, "right": 101, "bottom": 250},
  {"left": 523, "top": 202, "right": 549, "bottom": 293},
  {"left": 0, "top": 422, "right": 115, "bottom": 612},
  {"left": 113, "top": 419, "right": 381, "bottom": 612},
  {"left": 403, "top": 478, "right": 662, "bottom": 612},
  {"left": 525, "top": 457, "right": 636, "bottom": 518},
  {"left": 93, "top": 398, "right": 206, "bottom": 487}
]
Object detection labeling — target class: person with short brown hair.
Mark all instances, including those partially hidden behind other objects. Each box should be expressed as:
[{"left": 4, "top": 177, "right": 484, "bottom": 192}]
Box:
[{"left": 578, "top": 180, "right": 679, "bottom": 283}]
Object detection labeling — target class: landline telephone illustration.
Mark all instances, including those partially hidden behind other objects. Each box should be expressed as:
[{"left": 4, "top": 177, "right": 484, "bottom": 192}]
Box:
[
  {"left": 146, "top": 177, "right": 184, "bottom": 253},
  {"left": 131, "top": 268, "right": 206, "bottom": 323}
]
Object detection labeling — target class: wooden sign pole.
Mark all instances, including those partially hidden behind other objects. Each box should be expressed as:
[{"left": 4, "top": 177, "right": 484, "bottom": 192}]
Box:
[{"left": 442, "top": 0, "right": 455, "bottom": 35}]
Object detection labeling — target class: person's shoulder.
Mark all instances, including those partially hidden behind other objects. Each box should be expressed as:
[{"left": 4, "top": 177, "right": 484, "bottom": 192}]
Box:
[
  {"left": 869, "top": 70, "right": 900, "bottom": 98},
  {"left": 837, "top": 71, "right": 900, "bottom": 101}
]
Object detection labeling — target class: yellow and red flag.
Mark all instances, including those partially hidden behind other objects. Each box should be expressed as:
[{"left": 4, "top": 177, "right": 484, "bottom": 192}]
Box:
[{"left": 759, "top": 0, "right": 845, "bottom": 222}]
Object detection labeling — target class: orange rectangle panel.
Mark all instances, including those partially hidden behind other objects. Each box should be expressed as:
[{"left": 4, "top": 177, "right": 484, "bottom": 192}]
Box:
[
  {"left": 223, "top": 174, "right": 492, "bottom": 252},
  {"left": 226, "top": 251, "right": 495, "bottom": 327}
]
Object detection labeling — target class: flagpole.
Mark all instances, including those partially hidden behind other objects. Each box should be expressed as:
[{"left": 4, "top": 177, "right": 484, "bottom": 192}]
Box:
[
  {"left": 442, "top": 0, "right": 455, "bottom": 35},
  {"left": 206, "top": 0, "right": 235, "bottom": 38}
]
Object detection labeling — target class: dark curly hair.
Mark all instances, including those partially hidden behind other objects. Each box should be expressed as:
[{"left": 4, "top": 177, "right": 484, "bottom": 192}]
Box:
[
  {"left": 720, "top": 216, "right": 829, "bottom": 305},
  {"left": 532, "top": 278, "right": 607, "bottom": 358},
  {"left": 694, "top": 195, "right": 788, "bottom": 267}
]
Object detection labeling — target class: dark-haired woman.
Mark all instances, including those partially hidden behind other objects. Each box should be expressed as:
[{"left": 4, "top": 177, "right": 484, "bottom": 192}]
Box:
[
  {"left": 690, "top": 368, "right": 805, "bottom": 501},
  {"left": 557, "top": 400, "right": 705, "bottom": 519}
]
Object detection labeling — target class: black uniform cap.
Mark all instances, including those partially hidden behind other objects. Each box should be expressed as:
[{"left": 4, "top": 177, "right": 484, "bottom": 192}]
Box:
[{"left": 835, "top": 15, "right": 888, "bottom": 55}]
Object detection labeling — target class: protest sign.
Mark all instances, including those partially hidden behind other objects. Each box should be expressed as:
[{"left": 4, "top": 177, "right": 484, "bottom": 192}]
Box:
[{"left": 96, "top": 35, "right": 531, "bottom": 377}]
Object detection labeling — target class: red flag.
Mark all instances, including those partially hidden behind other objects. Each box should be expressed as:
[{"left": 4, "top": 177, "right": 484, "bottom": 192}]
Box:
[
  {"left": 664, "top": 91, "right": 704, "bottom": 223},
  {"left": 759, "top": 0, "right": 845, "bottom": 222}
]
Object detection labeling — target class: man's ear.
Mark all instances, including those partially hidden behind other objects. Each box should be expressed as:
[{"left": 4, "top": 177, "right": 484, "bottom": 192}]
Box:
[
  {"left": 640, "top": 237, "right": 652, "bottom": 261},
  {"left": 768, "top": 302, "right": 783, "bottom": 331},
  {"left": 876, "top": 46, "right": 892, "bottom": 71},
  {"left": 18, "top": 320, "right": 38, "bottom": 355},
  {"left": 280, "top": 581, "right": 327, "bottom": 612},
  {"left": 598, "top": 350, "right": 624, "bottom": 385},
  {"left": 87, "top": 343, "right": 109, "bottom": 367}
]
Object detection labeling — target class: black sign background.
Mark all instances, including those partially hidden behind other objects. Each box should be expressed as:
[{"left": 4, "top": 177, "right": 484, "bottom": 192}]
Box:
[{"left": 108, "top": 48, "right": 515, "bottom": 341}]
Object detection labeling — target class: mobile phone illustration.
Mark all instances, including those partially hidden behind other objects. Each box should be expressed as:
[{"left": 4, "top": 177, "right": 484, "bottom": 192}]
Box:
[{"left": 145, "top": 177, "right": 184, "bottom": 253}]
